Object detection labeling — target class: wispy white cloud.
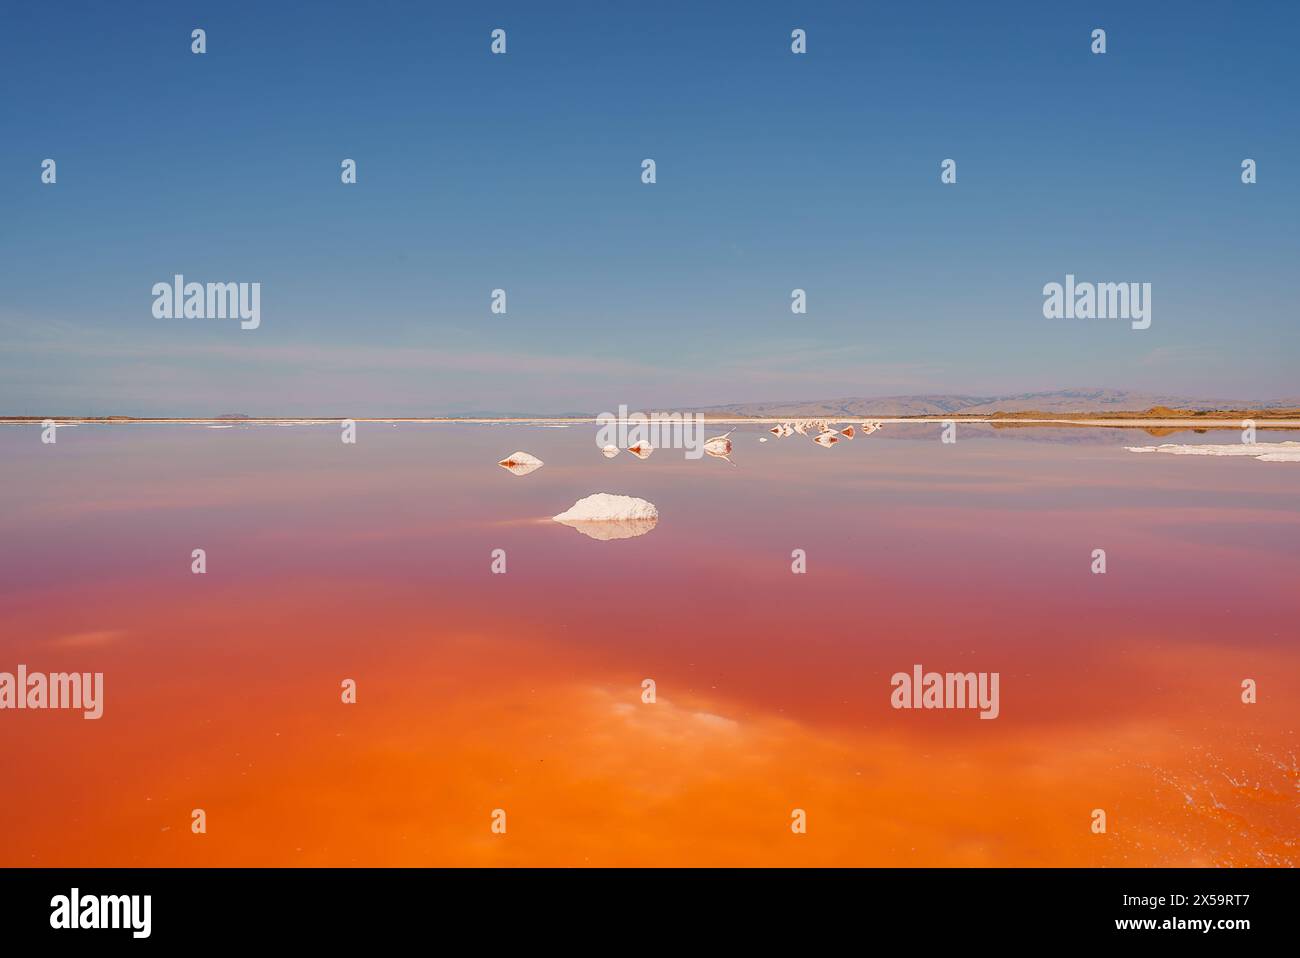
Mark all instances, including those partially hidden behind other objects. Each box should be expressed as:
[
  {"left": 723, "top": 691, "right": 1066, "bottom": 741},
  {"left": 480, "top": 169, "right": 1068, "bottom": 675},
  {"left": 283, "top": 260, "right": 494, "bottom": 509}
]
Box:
[{"left": 0, "top": 316, "right": 945, "bottom": 413}]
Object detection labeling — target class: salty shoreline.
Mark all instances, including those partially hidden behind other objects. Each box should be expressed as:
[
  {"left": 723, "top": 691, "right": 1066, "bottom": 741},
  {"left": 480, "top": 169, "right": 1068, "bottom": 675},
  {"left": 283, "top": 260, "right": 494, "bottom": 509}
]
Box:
[{"left": 5, "top": 416, "right": 1300, "bottom": 429}]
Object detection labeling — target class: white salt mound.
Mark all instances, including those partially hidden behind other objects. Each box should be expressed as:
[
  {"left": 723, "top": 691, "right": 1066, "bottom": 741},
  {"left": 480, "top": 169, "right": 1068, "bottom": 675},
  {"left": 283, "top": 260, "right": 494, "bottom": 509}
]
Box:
[
  {"left": 553, "top": 493, "right": 658, "bottom": 523},
  {"left": 498, "top": 451, "right": 544, "bottom": 476}
]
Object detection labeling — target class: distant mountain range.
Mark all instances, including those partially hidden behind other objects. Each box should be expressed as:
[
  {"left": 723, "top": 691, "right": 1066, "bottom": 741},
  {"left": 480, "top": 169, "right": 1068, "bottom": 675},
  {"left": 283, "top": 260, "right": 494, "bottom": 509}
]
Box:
[
  {"left": 690, "top": 389, "right": 1300, "bottom": 418},
  {"left": 18, "top": 390, "right": 1300, "bottom": 422}
]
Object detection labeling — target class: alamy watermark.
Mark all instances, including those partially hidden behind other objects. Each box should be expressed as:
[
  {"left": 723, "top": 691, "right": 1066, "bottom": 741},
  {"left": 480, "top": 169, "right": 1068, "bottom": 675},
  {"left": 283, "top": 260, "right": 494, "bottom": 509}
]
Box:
[
  {"left": 50, "top": 888, "right": 150, "bottom": 938},
  {"left": 1043, "top": 274, "right": 1150, "bottom": 330},
  {"left": 890, "top": 664, "right": 999, "bottom": 719},
  {"left": 595, "top": 405, "right": 706, "bottom": 459},
  {"left": 1, "top": 664, "right": 103, "bottom": 719},
  {"left": 152, "top": 274, "right": 261, "bottom": 329}
]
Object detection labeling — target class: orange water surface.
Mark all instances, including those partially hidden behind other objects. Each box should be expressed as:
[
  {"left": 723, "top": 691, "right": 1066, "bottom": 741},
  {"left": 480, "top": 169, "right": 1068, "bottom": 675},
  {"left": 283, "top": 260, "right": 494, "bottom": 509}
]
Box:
[{"left": 1, "top": 423, "right": 1295, "bottom": 866}]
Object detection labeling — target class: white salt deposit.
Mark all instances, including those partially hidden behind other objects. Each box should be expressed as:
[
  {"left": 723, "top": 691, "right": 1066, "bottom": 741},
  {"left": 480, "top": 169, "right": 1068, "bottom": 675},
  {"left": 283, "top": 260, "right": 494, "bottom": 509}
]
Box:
[
  {"left": 497, "top": 451, "right": 544, "bottom": 476},
  {"left": 1126, "top": 442, "right": 1300, "bottom": 463},
  {"left": 553, "top": 493, "right": 658, "bottom": 523},
  {"left": 703, "top": 431, "right": 734, "bottom": 461},
  {"left": 552, "top": 493, "right": 658, "bottom": 540}
]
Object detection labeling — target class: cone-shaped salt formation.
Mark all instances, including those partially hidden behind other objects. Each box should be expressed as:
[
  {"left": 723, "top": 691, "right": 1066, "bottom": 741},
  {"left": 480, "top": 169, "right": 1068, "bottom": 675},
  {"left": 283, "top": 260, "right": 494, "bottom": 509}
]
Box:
[{"left": 498, "top": 451, "right": 544, "bottom": 476}]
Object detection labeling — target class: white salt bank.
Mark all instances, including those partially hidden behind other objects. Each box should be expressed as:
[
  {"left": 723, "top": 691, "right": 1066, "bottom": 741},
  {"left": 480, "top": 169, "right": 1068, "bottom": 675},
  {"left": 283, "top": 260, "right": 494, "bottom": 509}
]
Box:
[{"left": 1127, "top": 442, "right": 1300, "bottom": 463}]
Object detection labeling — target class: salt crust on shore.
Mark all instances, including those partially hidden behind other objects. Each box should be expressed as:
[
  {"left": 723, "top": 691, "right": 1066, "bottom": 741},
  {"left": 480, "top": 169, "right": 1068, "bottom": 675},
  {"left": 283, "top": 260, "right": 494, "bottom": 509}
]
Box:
[{"left": 1127, "top": 442, "right": 1300, "bottom": 462}]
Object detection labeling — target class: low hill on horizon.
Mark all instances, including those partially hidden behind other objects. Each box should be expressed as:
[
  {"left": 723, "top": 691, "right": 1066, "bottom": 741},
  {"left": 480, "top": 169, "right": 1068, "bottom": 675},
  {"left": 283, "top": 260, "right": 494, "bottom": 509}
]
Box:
[{"left": 690, "top": 389, "right": 1300, "bottom": 418}]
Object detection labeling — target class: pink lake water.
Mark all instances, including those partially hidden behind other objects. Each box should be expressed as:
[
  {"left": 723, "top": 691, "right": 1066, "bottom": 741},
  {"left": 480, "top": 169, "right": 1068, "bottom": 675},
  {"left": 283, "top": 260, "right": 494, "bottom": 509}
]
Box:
[{"left": 1, "top": 422, "right": 1296, "bottom": 866}]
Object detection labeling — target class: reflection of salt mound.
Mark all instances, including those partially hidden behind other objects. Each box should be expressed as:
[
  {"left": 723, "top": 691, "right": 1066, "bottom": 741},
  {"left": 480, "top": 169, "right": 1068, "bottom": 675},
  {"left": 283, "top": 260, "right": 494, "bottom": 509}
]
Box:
[
  {"left": 552, "top": 493, "right": 659, "bottom": 540},
  {"left": 1127, "top": 442, "right": 1300, "bottom": 463},
  {"left": 555, "top": 517, "right": 659, "bottom": 540}
]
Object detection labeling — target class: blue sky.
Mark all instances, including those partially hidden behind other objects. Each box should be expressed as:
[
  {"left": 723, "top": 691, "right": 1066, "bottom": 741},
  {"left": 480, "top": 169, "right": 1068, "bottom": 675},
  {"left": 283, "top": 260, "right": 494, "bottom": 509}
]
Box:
[{"left": 2, "top": 1, "right": 1296, "bottom": 415}]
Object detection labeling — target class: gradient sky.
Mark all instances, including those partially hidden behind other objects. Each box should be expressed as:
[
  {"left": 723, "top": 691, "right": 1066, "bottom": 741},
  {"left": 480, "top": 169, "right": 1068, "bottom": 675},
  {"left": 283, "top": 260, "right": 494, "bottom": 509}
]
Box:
[{"left": 2, "top": 0, "right": 1296, "bottom": 415}]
